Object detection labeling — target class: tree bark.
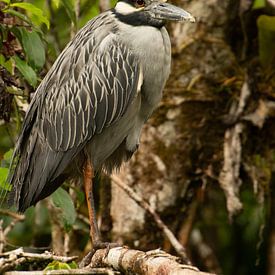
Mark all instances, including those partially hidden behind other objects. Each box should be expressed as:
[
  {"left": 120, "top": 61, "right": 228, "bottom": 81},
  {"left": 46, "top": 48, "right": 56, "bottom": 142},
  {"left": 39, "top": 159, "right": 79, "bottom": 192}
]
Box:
[
  {"left": 110, "top": 0, "right": 237, "bottom": 250},
  {"left": 109, "top": 0, "right": 275, "bottom": 272}
]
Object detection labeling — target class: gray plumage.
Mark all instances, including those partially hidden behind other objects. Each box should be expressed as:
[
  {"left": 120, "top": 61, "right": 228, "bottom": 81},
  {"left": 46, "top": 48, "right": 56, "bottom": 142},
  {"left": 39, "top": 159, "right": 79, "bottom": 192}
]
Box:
[{"left": 1, "top": 0, "right": 194, "bottom": 212}]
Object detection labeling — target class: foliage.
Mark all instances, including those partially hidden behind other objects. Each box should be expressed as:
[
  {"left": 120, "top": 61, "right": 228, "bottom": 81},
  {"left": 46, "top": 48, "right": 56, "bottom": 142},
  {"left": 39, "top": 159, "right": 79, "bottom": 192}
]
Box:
[
  {"left": 0, "top": 0, "right": 48, "bottom": 87},
  {"left": 50, "top": 187, "right": 77, "bottom": 231},
  {"left": 257, "top": 15, "right": 275, "bottom": 67},
  {"left": 0, "top": 1, "right": 274, "bottom": 275},
  {"left": 252, "top": 0, "right": 275, "bottom": 67},
  {"left": 252, "top": 0, "right": 266, "bottom": 9},
  {"left": 0, "top": 149, "right": 13, "bottom": 191},
  {"left": 44, "top": 260, "right": 78, "bottom": 271}
]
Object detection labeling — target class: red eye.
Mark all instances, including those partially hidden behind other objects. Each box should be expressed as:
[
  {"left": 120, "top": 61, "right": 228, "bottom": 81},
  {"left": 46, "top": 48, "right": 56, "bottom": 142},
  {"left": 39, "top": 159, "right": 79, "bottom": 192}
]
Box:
[{"left": 136, "top": 0, "right": 145, "bottom": 7}]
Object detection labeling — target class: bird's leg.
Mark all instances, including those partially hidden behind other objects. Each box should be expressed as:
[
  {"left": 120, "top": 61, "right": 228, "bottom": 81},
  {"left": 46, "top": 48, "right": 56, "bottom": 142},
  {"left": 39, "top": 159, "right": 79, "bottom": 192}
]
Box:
[
  {"left": 81, "top": 161, "right": 121, "bottom": 268},
  {"left": 83, "top": 160, "right": 101, "bottom": 247}
]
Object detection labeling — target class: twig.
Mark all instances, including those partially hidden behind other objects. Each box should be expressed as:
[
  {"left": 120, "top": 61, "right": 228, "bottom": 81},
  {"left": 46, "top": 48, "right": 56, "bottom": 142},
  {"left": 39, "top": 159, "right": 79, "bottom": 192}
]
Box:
[
  {"left": 0, "top": 210, "right": 25, "bottom": 253},
  {"left": 78, "top": 213, "right": 90, "bottom": 226},
  {"left": 0, "top": 209, "right": 25, "bottom": 221},
  {"left": 219, "top": 78, "right": 251, "bottom": 218},
  {"left": 111, "top": 174, "right": 191, "bottom": 264},
  {"left": 91, "top": 247, "right": 214, "bottom": 275},
  {"left": 0, "top": 247, "right": 77, "bottom": 260},
  {"left": 0, "top": 248, "right": 78, "bottom": 274}
]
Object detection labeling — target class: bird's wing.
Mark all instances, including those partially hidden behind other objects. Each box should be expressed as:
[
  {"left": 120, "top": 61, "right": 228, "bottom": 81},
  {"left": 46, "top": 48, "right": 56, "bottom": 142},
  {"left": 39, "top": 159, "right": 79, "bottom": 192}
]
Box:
[
  {"left": 4, "top": 14, "right": 143, "bottom": 211},
  {"left": 41, "top": 32, "right": 141, "bottom": 152}
]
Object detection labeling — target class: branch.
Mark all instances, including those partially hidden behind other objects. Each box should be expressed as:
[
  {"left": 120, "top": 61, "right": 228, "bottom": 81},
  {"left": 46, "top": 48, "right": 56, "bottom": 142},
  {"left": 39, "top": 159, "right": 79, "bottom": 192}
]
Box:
[
  {"left": 0, "top": 209, "right": 25, "bottom": 221},
  {"left": 0, "top": 210, "right": 25, "bottom": 253},
  {"left": 0, "top": 248, "right": 78, "bottom": 274},
  {"left": 219, "top": 78, "right": 251, "bottom": 218},
  {"left": 91, "top": 247, "right": 214, "bottom": 275},
  {"left": 111, "top": 175, "right": 190, "bottom": 264}
]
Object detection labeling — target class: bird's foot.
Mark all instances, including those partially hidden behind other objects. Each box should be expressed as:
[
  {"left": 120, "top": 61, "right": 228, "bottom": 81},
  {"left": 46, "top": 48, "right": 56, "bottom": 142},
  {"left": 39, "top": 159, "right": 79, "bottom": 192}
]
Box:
[{"left": 79, "top": 241, "right": 122, "bottom": 268}]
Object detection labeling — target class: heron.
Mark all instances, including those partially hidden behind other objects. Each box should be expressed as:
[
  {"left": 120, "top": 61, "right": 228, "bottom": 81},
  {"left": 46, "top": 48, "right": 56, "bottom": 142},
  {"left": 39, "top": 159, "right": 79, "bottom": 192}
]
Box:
[{"left": 1, "top": 0, "right": 194, "bottom": 249}]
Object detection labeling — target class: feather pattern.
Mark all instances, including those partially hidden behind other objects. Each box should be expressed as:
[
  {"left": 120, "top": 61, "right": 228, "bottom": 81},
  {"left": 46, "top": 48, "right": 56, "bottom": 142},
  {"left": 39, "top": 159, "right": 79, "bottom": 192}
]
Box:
[{"left": 1, "top": 11, "right": 142, "bottom": 211}]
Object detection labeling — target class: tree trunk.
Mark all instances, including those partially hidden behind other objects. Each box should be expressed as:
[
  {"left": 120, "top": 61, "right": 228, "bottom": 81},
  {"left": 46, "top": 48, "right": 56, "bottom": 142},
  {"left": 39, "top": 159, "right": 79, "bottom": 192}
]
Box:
[{"left": 109, "top": 0, "right": 275, "bottom": 273}]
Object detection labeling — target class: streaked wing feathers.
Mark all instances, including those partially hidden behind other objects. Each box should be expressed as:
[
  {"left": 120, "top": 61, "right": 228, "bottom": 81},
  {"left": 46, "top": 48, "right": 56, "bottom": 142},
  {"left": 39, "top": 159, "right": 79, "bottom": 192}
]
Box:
[{"left": 41, "top": 34, "right": 141, "bottom": 152}]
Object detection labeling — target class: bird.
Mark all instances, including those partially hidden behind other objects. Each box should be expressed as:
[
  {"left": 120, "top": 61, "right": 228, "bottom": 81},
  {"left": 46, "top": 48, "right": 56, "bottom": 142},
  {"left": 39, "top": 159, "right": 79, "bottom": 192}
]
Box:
[{"left": 1, "top": 0, "right": 194, "bottom": 248}]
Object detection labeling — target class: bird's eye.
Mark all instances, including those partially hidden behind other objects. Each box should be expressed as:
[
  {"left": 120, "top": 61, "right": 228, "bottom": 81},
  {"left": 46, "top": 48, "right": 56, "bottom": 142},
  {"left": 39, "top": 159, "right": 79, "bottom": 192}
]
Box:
[{"left": 135, "top": 0, "right": 145, "bottom": 8}]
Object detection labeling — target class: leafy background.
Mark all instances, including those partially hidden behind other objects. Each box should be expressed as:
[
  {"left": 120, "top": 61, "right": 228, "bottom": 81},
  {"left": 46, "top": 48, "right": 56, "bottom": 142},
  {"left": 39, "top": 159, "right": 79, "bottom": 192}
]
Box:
[{"left": 0, "top": 0, "right": 275, "bottom": 274}]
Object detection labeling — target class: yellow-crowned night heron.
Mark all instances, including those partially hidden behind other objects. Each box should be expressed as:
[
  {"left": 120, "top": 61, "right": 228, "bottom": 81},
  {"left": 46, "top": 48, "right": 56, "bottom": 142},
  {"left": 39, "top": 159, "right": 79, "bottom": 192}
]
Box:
[{"left": 2, "top": 0, "right": 194, "bottom": 246}]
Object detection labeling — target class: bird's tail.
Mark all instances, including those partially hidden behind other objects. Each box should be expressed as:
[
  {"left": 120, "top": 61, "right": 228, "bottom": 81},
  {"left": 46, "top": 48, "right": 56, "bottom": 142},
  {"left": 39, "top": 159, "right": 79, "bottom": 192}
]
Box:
[
  {"left": 1, "top": 130, "right": 60, "bottom": 212},
  {"left": 0, "top": 129, "right": 39, "bottom": 211}
]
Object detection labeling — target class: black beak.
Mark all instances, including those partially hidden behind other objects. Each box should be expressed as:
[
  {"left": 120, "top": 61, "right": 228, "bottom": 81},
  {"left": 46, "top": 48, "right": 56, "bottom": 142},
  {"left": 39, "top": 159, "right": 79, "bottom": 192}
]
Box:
[{"left": 146, "top": 2, "right": 195, "bottom": 22}]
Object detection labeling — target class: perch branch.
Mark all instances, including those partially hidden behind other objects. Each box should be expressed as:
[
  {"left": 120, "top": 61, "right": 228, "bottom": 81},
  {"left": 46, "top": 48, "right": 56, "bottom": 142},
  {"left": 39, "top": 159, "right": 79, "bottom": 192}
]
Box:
[
  {"left": 91, "top": 247, "right": 214, "bottom": 275},
  {"left": 111, "top": 174, "right": 191, "bottom": 264}
]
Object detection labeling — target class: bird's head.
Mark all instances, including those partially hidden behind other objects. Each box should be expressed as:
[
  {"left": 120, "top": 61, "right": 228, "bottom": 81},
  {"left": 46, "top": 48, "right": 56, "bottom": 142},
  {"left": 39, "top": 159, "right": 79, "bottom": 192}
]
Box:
[{"left": 114, "top": 0, "right": 195, "bottom": 27}]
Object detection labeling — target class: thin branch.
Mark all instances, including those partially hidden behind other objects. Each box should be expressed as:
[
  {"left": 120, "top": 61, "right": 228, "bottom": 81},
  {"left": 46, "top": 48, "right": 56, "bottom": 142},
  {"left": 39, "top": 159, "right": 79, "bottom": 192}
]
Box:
[
  {"left": 0, "top": 248, "right": 78, "bottom": 274},
  {"left": 110, "top": 174, "right": 191, "bottom": 264},
  {"left": 0, "top": 210, "right": 25, "bottom": 253},
  {"left": 0, "top": 209, "right": 25, "bottom": 221},
  {"left": 219, "top": 78, "right": 251, "bottom": 218}
]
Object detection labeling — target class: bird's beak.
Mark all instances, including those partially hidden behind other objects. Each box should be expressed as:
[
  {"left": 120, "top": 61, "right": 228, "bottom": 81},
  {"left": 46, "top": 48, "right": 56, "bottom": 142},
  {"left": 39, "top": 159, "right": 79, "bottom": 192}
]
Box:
[{"left": 146, "top": 2, "right": 195, "bottom": 22}]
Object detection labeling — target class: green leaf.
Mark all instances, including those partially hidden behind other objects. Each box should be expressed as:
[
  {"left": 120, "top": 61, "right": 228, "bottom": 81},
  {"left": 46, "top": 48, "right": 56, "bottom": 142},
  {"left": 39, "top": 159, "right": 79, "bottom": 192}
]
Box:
[
  {"left": 12, "top": 55, "right": 37, "bottom": 87},
  {"left": 44, "top": 260, "right": 77, "bottom": 271},
  {"left": 68, "top": 261, "right": 78, "bottom": 269},
  {"left": 19, "top": 28, "right": 45, "bottom": 69},
  {"left": 252, "top": 0, "right": 266, "bottom": 9},
  {"left": 0, "top": 167, "right": 11, "bottom": 191},
  {"left": 10, "top": 2, "right": 50, "bottom": 29},
  {"left": 257, "top": 15, "right": 275, "bottom": 67},
  {"left": 51, "top": 187, "right": 76, "bottom": 230},
  {"left": 3, "top": 149, "right": 13, "bottom": 161},
  {"left": 0, "top": 54, "right": 13, "bottom": 74},
  {"left": 3, "top": 9, "right": 33, "bottom": 27},
  {"left": 1, "top": 149, "right": 13, "bottom": 167}
]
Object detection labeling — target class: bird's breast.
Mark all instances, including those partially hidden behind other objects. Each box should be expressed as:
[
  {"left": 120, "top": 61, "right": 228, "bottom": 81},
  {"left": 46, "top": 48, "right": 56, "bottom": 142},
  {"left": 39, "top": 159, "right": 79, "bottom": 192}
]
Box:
[{"left": 119, "top": 24, "right": 171, "bottom": 108}]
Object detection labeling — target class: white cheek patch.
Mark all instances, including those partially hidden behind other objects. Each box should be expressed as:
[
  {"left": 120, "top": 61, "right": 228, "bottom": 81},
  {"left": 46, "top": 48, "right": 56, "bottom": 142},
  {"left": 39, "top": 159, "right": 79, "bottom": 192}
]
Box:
[{"left": 115, "top": 2, "right": 143, "bottom": 15}]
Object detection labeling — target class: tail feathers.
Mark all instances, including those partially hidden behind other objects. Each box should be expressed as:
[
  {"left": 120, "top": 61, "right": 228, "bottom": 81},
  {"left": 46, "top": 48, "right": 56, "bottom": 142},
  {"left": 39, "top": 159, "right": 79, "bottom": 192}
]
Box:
[
  {"left": 18, "top": 145, "right": 64, "bottom": 212},
  {"left": 9, "top": 130, "right": 39, "bottom": 209},
  {"left": 8, "top": 136, "right": 80, "bottom": 212}
]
